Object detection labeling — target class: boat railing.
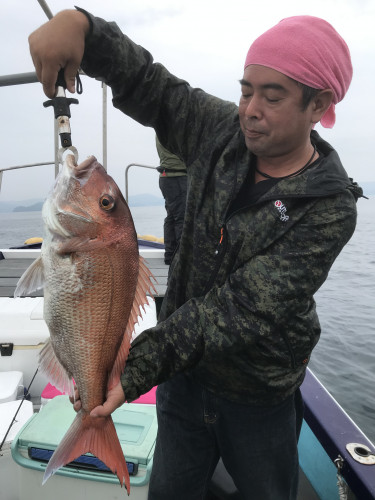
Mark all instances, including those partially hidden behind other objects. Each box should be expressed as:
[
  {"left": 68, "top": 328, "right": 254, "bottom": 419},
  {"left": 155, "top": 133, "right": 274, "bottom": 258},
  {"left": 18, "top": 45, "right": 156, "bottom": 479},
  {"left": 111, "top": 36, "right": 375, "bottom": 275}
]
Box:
[
  {"left": 0, "top": 72, "right": 39, "bottom": 87},
  {"left": 0, "top": 160, "right": 157, "bottom": 204},
  {"left": 0, "top": 69, "right": 153, "bottom": 202},
  {"left": 124, "top": 163, "right": 158, "bottom": 203},
  {"left": 1, "top": 0, "right": 156, "bottom": 205},
  {"left": 0, "top": 162, "right": 55, "bottom": 197}
]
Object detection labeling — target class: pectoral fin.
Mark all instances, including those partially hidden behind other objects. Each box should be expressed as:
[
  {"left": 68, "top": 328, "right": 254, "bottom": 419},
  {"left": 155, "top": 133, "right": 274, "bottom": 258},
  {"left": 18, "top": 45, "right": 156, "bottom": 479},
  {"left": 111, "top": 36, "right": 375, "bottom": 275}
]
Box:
[
  {"left": 14, "top": 256, "right": 45, "bottom": 297},
  {"left": 39, "top": 339, "right": 74, "bottom": 396}
]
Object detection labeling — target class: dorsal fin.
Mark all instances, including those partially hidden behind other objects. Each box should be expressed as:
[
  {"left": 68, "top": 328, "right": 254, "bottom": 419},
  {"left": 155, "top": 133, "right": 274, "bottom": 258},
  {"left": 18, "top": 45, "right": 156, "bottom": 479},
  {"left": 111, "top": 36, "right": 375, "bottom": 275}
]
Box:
[{"left": 108, "top": 256, "right": 157, "bottom": 390}]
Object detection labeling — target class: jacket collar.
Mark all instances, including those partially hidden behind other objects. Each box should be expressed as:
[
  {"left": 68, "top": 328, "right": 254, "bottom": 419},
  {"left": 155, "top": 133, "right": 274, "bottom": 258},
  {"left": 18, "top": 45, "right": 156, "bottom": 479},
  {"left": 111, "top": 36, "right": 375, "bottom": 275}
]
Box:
[{"left": 257, "top": 131, "right": 363, "bottom": 201}]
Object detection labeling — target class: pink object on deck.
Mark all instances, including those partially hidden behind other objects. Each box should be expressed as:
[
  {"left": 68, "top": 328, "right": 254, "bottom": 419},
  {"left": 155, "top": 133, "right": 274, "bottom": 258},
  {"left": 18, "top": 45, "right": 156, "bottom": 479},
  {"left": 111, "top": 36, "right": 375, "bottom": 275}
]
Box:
[
  {"left": 41, "top": 383, "right": 157, "bottom": 405},
  {"left": 132, "top": 386, "right": 157, "bottom": 404},
  {"left": 41, "top": 383, "right": 64, "bottom": 399}
]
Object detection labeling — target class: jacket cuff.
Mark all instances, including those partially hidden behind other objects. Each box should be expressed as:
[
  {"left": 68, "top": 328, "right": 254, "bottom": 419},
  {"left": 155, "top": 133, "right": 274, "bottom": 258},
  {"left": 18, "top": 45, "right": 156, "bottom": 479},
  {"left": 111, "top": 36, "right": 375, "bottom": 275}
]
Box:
[
  {"left": 120, "top": 332, "right": 161, "bottom": 402},
  {"left": 120, "top": 315, "right": 204, "bottom": 402},
  {"left": 74, "top": 6, "right": 94, "bottom": 37}
]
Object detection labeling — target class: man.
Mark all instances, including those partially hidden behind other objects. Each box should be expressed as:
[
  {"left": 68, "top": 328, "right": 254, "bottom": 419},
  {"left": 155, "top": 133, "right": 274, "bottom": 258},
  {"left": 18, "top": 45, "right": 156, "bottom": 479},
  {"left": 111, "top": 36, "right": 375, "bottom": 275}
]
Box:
[
  {"left": 29, "top": 10, "right": 362, "bottom": 499},
  {"left": 155, "top": 135, "right": 188, "bottom": 265}
]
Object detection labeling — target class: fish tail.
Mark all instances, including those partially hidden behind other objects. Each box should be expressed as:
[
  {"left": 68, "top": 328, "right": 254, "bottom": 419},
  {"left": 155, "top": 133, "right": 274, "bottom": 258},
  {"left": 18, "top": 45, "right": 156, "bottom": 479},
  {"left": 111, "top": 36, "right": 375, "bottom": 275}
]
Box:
[{"left": 43, "top": 411, "right": 130, "bottom": 494}]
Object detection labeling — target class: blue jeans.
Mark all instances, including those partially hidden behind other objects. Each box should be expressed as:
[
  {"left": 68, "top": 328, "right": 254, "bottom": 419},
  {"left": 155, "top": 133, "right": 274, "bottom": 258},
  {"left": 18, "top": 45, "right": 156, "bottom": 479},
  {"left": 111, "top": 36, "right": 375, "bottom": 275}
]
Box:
[{"left": 148, "top": 373, "right": 301, "bottom": 500}]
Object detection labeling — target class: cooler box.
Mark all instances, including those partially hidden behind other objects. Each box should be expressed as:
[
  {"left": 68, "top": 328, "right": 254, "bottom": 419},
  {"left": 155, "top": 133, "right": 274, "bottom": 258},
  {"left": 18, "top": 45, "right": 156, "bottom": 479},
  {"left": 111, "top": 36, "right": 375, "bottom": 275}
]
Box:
[
  {"left": 11, "top": 395, "right": 157, "bottom": 500},
  {"left": 0, "top": 296, "right": 50, "bottom": 397},
  {"left": 0, "top": 400, "right": 34, "bottom": 451},
  {"left": 0, "top": 399, "right": 34, "bottom": 500},
  {"left": 0, "top": 370, "right": 23, "bottom": 402},
  {"left": 0, "top": 371, "right": 33, "bottom": 499}
]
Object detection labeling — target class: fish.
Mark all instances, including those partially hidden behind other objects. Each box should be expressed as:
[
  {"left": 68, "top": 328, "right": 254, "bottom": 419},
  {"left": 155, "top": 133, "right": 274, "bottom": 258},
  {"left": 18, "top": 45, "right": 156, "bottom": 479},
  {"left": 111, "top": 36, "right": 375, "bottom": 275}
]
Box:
[{"left": 14, "top": 154, "right": 156, "bottom": 493}]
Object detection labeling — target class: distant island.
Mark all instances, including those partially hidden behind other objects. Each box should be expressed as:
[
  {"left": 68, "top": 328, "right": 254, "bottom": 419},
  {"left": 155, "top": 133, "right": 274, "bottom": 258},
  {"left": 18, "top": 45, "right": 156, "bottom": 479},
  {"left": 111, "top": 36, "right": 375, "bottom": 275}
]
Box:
[
  {"left": 0, "top": 193, "right": 164, "bottom": 213},
  {"left": 13, "top": 201, "right": 44, "bottom": 212},
  {"left": 127, "top": 194, "right": 164, "bottom": 207}
]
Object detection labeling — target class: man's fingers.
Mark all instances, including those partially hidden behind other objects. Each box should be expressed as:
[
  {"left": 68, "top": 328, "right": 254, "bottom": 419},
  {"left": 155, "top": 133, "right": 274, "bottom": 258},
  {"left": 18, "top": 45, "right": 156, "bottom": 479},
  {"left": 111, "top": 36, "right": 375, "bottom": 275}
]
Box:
[
  {"left": 90, "top": 402, "right": 112, "bottom": 418},
  {"left": 63, "top": 63, "right": 78, "bottom": 94},
  {"left": 73, "top": 400, "right": 82, "bottom": 412},
  {"left": 90, "top": 382, "right": 126, "bottom": 418},
  {"left": 29, "top": 52, "right": 56, "bottom": 99},
  {"left": 40, "top": 66, "right": 61, "bottom": 98},
  {"left": 69, "top": 385, "right": 81, "bottom": 412},
  {"left": 28, "top": 9, "right": 89, "bottom": 98}
]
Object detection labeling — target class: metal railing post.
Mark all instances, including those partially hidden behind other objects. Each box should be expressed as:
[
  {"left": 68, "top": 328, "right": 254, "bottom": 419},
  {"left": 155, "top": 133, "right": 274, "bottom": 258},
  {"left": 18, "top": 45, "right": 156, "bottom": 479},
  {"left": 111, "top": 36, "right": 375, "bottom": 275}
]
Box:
[
  {"left": 37, "top": 0, "right": 53, "bottom": 19},
  {"left": 102, "top": 84, "right": 107, "bottom": 171},
  {"left": 124, "top": 164, "right": 157, "bottom": 203}
]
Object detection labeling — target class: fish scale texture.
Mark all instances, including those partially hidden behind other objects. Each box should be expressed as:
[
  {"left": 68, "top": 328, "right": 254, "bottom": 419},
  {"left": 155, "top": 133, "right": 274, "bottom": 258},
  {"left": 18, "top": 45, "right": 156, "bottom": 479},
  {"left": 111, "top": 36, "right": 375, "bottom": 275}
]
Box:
[{"left": 43, "top": 245, "right": 138, "bottom": 409}]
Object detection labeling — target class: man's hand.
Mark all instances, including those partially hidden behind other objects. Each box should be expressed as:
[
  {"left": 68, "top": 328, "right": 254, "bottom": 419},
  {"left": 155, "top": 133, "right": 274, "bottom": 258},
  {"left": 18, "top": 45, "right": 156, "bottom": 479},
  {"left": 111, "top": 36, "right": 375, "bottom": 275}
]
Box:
[
  {"left": 69, "top": 381, "right": 126, "bottom": 417},
  {"left": 28, "top": 9, "right": 90, "bottom": 98}
]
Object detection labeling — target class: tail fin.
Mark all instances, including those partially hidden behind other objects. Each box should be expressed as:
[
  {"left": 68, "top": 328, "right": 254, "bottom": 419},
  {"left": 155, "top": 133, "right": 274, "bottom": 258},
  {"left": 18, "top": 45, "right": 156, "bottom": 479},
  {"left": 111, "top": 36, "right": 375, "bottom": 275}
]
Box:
[{"left": 43, "top": 411, "right": 130, "bottom": 494}]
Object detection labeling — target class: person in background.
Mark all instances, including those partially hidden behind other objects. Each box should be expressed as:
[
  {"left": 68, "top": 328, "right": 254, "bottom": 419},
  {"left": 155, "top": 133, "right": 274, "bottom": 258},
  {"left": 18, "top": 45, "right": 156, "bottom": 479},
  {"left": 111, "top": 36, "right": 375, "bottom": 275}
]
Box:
[
  {"left": 155, "top": 135, "right": 187, "bottom": 265},
  {"left": 29, "top": 10, "right": 363, "bottom": 499}
]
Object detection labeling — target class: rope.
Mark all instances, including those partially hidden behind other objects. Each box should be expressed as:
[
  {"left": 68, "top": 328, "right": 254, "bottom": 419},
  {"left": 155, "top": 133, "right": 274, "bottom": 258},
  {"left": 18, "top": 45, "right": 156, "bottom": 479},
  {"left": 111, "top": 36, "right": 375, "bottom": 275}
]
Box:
[
  {"left": 76, "top": 73, "right": 83, "bottom": 95},
  {"left": 334, "top": 455, "right": 348, "bottom": 500},
  {"left": 0, "top": 367, "right": 39, "bottom": 454},
  {"left": 337, "top": 475, "right": 348, "bottom": 500}
]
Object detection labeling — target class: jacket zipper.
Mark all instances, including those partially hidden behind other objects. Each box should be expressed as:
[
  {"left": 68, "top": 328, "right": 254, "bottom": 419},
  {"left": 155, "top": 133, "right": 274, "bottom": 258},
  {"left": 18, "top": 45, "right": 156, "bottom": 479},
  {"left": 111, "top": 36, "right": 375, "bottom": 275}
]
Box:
[
  {"left": 203, "top": 192, "right": 287, "bottom": 294},
  {"left": 215, "top": 227, "right": 225, "bottom": 254}
]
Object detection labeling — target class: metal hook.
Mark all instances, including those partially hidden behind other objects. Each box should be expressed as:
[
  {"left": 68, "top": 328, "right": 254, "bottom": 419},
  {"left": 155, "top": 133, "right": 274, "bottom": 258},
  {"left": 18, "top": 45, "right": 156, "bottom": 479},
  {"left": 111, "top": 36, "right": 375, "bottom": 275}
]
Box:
[{"left": 58, "top": 146, "right": 79, "bottom": 165}]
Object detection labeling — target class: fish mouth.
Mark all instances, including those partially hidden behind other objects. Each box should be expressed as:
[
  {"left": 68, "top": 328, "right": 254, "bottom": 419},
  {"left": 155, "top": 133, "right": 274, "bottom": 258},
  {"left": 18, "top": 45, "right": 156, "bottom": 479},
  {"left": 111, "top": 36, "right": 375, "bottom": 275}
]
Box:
[
  {"left": 66, "top": 154, "right": 98, "bottom": 183},
  {"left": 43, "top": 155, "right": 98, "bottom": 238}
]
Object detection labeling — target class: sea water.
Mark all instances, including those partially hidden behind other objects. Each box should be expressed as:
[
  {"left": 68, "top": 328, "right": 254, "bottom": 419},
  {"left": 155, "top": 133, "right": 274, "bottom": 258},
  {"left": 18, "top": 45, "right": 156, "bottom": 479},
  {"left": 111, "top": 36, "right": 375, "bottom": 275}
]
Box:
[{"left": 0, "top": 199, "right": 374, "bottom": 443}]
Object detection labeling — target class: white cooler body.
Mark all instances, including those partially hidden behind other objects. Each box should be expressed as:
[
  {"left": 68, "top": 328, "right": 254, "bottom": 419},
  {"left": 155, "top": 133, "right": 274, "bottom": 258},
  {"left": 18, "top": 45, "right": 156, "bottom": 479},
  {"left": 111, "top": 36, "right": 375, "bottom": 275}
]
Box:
[
  {"left": 0, "top": 370, "right": 23, "bottom": 402},
  {"left": 0, "top": 399, "right": 34, "bottom": 500},
  {"left": 16, "top": 468, "right": 151, "bottom": 500},
  {"left": 0, "top": 296, "right": 50, "bottom": 397}
]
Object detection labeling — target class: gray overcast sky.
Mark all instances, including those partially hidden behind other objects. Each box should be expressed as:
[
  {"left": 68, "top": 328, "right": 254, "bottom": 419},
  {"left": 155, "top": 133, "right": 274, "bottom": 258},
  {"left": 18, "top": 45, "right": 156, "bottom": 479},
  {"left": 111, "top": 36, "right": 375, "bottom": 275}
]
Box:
[{"left": 1, "top": 0, "right": 374, "bottom": 202}]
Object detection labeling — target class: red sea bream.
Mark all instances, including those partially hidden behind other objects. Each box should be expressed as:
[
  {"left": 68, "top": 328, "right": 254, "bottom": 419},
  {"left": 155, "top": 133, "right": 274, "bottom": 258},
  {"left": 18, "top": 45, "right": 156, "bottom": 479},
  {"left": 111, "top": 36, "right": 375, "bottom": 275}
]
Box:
[{"left": 15, "top": 154, "right": 156, "bottom": 493}]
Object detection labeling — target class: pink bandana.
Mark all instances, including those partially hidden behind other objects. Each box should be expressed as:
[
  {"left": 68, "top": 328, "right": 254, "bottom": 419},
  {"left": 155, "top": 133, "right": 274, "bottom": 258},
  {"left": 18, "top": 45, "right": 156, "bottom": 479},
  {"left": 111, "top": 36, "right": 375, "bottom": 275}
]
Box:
[{"left": 244, "top": 16, "right": 352, "bottom": 128}]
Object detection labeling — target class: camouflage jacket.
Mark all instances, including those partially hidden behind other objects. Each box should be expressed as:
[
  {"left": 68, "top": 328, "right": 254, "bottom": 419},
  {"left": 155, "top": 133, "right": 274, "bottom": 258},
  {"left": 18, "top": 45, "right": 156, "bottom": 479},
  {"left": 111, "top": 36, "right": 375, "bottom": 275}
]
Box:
[{"left": 80, "top": 9, "right": 362, "bottom": 405}]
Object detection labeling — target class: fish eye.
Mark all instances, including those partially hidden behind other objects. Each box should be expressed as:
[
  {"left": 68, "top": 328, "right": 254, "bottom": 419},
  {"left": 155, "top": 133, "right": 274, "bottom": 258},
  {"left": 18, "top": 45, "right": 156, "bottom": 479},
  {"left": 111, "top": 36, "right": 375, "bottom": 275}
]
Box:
[{"left": 99, "top": 195, "right": 115, "bottom": 211}]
